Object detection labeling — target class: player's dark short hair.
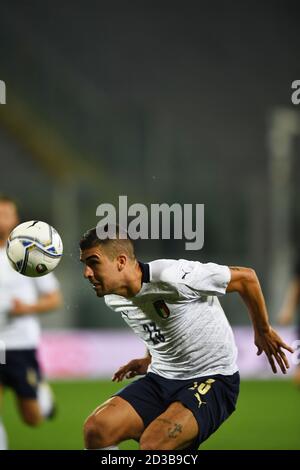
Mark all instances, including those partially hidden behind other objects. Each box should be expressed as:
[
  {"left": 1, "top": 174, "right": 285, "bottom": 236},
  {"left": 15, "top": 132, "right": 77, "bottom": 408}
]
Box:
[{"left": 79, "top": 225, "right": 136, "bottom": 260}]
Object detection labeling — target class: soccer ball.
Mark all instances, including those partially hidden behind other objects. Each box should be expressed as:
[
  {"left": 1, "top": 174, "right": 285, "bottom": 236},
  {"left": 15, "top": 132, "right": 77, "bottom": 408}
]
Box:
[{"left": 6, "top": 221, "right": 63, "bottom": 277}]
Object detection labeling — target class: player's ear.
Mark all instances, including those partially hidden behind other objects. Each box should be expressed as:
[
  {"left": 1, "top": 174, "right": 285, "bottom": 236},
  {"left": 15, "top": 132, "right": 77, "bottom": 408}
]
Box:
[{"left": 117, "top": 254, "right": 127, "bottom": 271}]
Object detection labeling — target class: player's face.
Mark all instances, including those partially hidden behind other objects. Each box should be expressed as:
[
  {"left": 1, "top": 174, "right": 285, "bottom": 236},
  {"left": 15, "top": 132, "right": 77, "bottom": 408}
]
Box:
[
  {"left": 80, "top": 245, "right": 122, "bottom": 297},
  {"left": 0, "top": 202, "right": 19, "bottom": 240}
]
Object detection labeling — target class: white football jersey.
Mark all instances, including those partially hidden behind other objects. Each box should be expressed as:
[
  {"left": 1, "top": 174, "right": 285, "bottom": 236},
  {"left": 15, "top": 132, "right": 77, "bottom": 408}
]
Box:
[
  {"left": 105, "top": 259, "right": 238, "bottom": 379},
  {"left": 0, "top": 247, "right": 59, "bottom": 349}
]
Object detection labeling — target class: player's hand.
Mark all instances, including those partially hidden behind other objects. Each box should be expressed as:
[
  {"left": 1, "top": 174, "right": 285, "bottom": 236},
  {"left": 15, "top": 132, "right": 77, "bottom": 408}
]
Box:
[
  {"left": 254, "top": 327, "right": 294, "bottom": 374},
  {"left": 112, "top": 357, "right": 151, "bottom": 382},
  {"left": 10, "top": 299, "right": 34, "bottom": 316}
]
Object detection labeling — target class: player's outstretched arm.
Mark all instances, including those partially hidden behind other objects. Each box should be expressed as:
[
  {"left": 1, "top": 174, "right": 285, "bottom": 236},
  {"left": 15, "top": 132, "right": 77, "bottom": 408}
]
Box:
[
  {"left": 112, "top": 352, "right": 151, "bottom": 382},
  {"left": 10, "top": 291, "right": 62, "bottom": 316},
  {"left": 227, "top": 267, "right": 294, "bottom": 374}
]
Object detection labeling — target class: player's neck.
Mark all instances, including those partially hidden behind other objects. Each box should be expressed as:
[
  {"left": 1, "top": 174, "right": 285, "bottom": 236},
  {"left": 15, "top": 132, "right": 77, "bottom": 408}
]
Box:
[{"left": 115, "top": 262, "right": 143, "bottom": 298}]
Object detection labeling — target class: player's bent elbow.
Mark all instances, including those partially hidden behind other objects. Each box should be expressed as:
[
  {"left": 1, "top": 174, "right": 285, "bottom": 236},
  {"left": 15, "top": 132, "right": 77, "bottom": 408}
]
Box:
[
  {"left": 227, "top": 267, "right": 258, "bottom": 293},
  {"left": 239, "top": 268, "right": 260, "bottom": 296},
  {"left": 244, "top": 268, "right": 257, "bottom": 283}
]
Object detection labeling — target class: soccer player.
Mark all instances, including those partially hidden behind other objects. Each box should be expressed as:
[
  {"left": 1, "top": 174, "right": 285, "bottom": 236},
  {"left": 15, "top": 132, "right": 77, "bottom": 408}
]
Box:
[
  {"left": 0, "top": 196, "right": 62, "bottom": 450},
  {"left": 278, "top": 259, "right": 300, "bottom": 386},
  {"left": 79, "top": 226, "right": 293, "bottom": 450}
]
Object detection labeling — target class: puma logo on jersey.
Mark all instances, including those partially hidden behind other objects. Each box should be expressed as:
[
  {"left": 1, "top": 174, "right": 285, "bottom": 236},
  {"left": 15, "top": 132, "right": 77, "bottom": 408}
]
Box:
[{"left": 181, "top": 269, "right": 190, "bottom": 279}]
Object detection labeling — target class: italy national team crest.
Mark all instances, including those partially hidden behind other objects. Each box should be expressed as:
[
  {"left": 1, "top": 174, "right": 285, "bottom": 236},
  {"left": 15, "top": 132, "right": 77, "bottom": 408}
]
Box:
[{"left": 153, "top": 300, "right": 170, "bottom": 319}]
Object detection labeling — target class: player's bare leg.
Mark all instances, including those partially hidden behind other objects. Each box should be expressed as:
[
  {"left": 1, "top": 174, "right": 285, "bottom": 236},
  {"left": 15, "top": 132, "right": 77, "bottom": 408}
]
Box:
[
  {"left": 84, "top": 396, "right": 144, "bottom": 449},
  {"left": 16, "top": 397, "right": 43, "bottom": 426},
  {"left": 139, "top": 401, "right": 198, "bottom": 450}
]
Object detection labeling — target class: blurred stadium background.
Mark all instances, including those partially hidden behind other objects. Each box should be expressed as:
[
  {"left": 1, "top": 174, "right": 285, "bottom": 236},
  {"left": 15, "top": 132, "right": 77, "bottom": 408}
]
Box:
[{"left": 0, "top": 0, "right": 300, "bottom": 449}]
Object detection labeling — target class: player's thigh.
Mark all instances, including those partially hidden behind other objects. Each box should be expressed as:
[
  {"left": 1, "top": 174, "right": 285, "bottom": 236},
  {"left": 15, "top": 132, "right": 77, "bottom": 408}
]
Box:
[
  {"left": 140, "top": 401, "right": 198, "bottom": 450},
  {"left": 85, "top": 396, "right": 144, "bottom": 442},
  {"left": 16, "top": 397, "right": 42, "bottom": 426}
]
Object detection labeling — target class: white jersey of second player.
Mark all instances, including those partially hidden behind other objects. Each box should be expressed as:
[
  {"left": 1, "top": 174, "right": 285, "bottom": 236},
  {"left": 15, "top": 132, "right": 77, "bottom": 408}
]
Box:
[
  {"left": 105, "top": 258, "right": 238, "bottom": 380},
  {"left": 0, "top": 247, "right": 59, "bottom": 350}
]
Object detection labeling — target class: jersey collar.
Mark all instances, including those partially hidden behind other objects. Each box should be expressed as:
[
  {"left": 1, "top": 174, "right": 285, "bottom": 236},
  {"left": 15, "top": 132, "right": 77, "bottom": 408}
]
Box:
[{"left": 138, "top": 261, "right": 150, "bottom": 283}]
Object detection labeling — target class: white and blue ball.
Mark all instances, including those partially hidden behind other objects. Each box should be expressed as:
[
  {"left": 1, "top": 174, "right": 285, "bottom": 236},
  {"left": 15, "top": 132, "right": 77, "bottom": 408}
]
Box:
[{"left": 6, "top": 221, "right": 63, "bottom": 277}]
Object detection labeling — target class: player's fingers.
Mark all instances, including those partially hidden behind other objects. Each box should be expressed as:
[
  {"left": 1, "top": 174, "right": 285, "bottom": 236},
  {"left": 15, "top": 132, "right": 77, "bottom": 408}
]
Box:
[
  {"left": 280, "top": 342, "right": 294, "bottom": 354},
  {"left": 112, "top": 367, "right": 129, "bottom": 381},
  {"left": 266, "top": 352, "right": 277, "bottom": 373},
  {"left": 125, "top": 371, "right": 137, "bottom": 379},
  {"left": 118, "top": 369, "right": 131, "bottom": 380},
  {"left": 256, "top": 346, "right": 263, "bottom": 356},
  {"left": 113, "top": 374, "right": 125, "bottom": 382},
  {"left": 278, "top": 349, "right": 290, "bottom": 369},
  {"left": 274, "top": 353, "right": 287, "bottom": 374},
  {"left": 111, "top": 371, "right": 123, "bottom": 381}
]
